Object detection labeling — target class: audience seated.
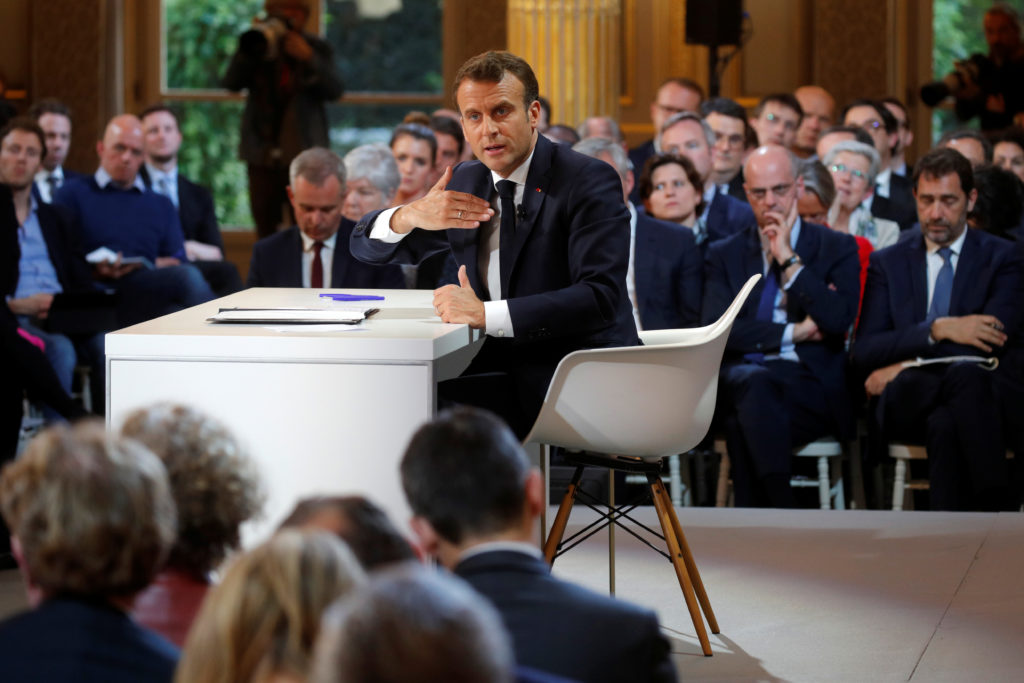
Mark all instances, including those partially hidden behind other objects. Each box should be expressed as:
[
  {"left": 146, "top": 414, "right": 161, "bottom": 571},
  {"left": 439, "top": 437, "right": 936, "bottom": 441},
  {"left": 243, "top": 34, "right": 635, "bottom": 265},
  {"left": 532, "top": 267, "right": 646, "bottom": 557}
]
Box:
[
  {"left": 993, "top": 127, "right": 1024, "bottom": 183},
  {"left": 854, "top": 148, "right": 1024, "bottom": 511},
  {"left": 703, "top": 145, "right": 860, "bottom": 508},
  {"left": 840, "top": 99, "right": 917, "bottom": 230},
  {"left": 279, "top": 494, "right": 418, "bottom": 570},
  {"left": 139, "top": 104, "right": 243, "bottom": 297},
  {"left": 880, "top": 97, "right": 913, "bottom": 176},
  {"left": 390, "top": 119, "right": 438, "bottom": 206},
  {"left": 970, "top": 163, "right": 1024, "bottom": 240},
  {"left": 656, "top": 111, "right": 755, "bottom": 247},
  {"left": 629, "top": 77, "right": 704, "bottom": 180},
  {"left": 576, "top": 115, "right": 625, "bottom": 146},
  {"left": 699, "top": 96, "right": 751, "bottom": 200},
  {"left": 341, "top": 142, "right": 400, "bottom": 223},
  {"left": 575, "top": 139, "right": 701, "bottom": 330},
  {"left": 1, "top": 117, "right": 106, "bottom": 416},
  {"left": 27, "top": 99, "right": 84, "bottom": 203},
  {"left": 0, "top": 420, "right": 179, "bottom": 682},
  {"left": 428, "top": 114, "right": 466, "bottom": 181},
  {"left": 400, "top": 407, "right": 677, "bottom": 683},
  {"left": 937, "top": 128, "right": 993, "bottom": 168},
  {"left": 246, "top": 146, "right": 406, "bottom": 289},
  {"left": 815, "top": 124, "right": 875, "bottom": 162},
  {"left": 175, "top": 529, "right": 365, "bottom": 683},
  {"left": 823, "top": 140, "right": 901, "bottom": 248},
  {"left": 311, "top": 565, "right": 520, "bottom": 683},
  {"left": 749, "top": 93, "right": 804, "bottom": 149},
  {"left": 53, "top": 114, "right": 215, "bottom": 327},
  {"left": 542, "top": 124, "right": 580, "bottom": 146},
  {"left": 121, "top": 403, "right": 264, "bottom": 647},
  {"left": 793, "top": 85, "right": 836, "bottom": 160}
]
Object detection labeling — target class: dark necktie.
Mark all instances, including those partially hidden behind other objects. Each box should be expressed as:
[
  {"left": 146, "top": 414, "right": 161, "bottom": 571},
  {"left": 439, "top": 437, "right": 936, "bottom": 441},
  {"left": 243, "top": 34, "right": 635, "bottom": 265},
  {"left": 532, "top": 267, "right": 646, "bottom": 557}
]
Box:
[
  {"left": 46, "top": 173, "right": 60, "bottom": 200},
  {"left": 745, "top": 261, "right": 780, "bottom": 364},
  {"left": 311, "top": 241, "right": 324, "bottom": 288},
  {"left": 927, "top": 246, "right": 953, "bottom": 320},
  {"left": 496, "top": 179, "right": 517, "bottom": 297}
]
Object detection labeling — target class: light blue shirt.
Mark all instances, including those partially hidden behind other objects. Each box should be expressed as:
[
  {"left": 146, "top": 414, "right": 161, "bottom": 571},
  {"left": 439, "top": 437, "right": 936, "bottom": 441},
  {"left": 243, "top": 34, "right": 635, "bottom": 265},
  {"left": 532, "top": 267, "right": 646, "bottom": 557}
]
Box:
[
  {"left": 13, "top": 194, "right": 63, "bottom": 300},
  {"left": 145, "top": 163, "right": 179, "bottom": 209},
  {"left": 765, "top": 218, "right": 804, "bottom": 361}
]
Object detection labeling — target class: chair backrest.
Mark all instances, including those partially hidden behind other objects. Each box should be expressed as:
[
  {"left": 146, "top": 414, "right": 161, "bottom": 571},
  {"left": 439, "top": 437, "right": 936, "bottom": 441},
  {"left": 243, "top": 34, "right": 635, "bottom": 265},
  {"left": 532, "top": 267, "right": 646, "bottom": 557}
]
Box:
[{"left": 523, "top": 274, "right": 760, "bottom": 459}]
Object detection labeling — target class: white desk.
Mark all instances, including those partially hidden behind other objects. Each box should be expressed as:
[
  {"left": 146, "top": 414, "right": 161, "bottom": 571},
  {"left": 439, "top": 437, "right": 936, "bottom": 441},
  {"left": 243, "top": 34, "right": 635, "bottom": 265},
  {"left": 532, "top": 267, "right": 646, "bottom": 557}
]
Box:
[{"left": 106, "top": 288, "right": 480, "bottom": 542}]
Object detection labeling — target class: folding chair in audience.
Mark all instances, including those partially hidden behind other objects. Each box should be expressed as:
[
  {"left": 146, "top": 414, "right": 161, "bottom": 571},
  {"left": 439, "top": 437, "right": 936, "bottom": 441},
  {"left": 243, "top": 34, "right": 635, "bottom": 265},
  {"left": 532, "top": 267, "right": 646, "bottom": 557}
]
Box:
[{"left": 524, "top": 274, "right": 760, "bottom": 657}]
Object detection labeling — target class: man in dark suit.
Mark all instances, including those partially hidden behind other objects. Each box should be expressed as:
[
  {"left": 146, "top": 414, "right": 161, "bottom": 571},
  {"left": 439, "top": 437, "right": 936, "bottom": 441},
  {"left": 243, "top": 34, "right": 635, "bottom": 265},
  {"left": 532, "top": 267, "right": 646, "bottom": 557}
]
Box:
[
  {"left": 841, "top": 99, "right": 917, "bottom": 230},
  {"left": 656, "top": 112, "right": 756, "bottom": 250},
  {"left": 700, "top": 97, "right": 751, "bottom": 202},
  {"left": 574, "top": 136, "right": 701, "bottom": 329},
  {"left": 248, "top": 146, "right": 404, "bottom": 290},
  {"left": 703, "top": 145, "right": 861, "bottom": 507},
  {"left": 628, "top": 77, "right": 704, "bottom": 188},
  {"left": 1, "top": 117, "right": 106, "bottom": 415},
  {"left": 401, "top": 407, "right": 678, "bottom": 683},
  {"left": 853, "top": 148, "right": 1024, "bottom": 511},
  {"left": 140, "top": 105, "right": 243, "bottom": 297},
  {"left": 28, "top": 99, "right": 85, "bottom": 203},
  {"left": 222, "top": 0, "right": 344, "bottom": 238},
  {"left": 351, "top": 51, "right": 639, "bottom": 438}
]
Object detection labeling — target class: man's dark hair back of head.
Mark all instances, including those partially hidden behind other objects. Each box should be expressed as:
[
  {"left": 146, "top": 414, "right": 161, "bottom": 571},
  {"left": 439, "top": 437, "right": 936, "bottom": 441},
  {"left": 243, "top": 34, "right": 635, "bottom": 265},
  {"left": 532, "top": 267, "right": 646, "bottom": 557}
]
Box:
[
  {"left": 970, "top": 163, "right": 1024, "bottom": 236},
  {"left": 880, "top": 96, "right": 909, "bottom": 120},
  {"left": 139, "top": 103, "right": 180, "bottom": 125},
  {"left": 429, "top": 114, "right": 465, "bottom": 156},
  {"left": 820, "top": 124, "right": 875, "bottom": 148},
  {"left": 28, "top": 97, "right": 72, "bottom": 122},
  {"left": 0, "top": 116, "right": 47, "bottom": 164},
  {"left": 913, "top": 146, "right": 975, "bottom": 195},
  {"left": 840, "top": 98, "right": 898, "bottom": 135},
  {"left": 700, "top": 96, "right": 748, "bottom": 123},
  {"left": 937, "top": 128, "right": 994, "bottom": 163},
  {"left": 400, "top": 407, "right": 529, "bottom": 545},
  {"left": 754, "top": 93, "right": 804, "bottom": 122},
  {"left": 454, "top": 51, "right": 539, "bottom": 111}
]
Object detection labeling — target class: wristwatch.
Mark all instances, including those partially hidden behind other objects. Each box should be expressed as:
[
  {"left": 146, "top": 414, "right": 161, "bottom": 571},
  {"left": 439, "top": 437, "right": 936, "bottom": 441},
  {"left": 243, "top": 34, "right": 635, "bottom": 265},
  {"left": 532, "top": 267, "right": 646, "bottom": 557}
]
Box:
[{"left": 778, "top": 254, "right": 802, "bottom": 269}]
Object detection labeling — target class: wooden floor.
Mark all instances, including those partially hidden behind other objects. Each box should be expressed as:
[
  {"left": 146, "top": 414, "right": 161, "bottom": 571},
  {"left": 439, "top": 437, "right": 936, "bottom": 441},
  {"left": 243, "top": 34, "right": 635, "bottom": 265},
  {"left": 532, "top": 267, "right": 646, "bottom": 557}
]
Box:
[{"left": 3, "top": 506, "right": 1022, "bottom": 682}]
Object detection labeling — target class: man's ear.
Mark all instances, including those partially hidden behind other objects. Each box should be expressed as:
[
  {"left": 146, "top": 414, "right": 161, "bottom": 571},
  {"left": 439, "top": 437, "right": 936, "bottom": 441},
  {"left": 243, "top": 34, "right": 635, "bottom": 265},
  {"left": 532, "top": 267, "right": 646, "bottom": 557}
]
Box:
[
  {"left": 95, "top": 141, "right": 104, "bottom": 160},
  {"left": 967, "top": 187, "right": 978, "bottom": 213},
  {"left": 524, "top": 468, "right": 544, "bottom": 518},
  {"left": 409, "top": 516, "right": 441, "bottom": 557}
]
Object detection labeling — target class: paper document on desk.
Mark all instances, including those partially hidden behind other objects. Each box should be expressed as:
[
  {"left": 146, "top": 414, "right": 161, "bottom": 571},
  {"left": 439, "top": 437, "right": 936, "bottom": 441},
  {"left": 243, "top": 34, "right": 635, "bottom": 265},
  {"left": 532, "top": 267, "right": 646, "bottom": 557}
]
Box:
[{"left": 207, "top": 307, "right": 379, "bottom": 324}]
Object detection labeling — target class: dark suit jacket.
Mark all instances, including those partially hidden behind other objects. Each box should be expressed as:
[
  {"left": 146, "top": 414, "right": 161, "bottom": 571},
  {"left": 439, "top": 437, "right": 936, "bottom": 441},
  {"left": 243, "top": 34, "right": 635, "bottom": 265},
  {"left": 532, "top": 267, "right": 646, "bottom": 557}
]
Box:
[
  {"left": 454, "top": 550, "right": 676, "bottom": 683},
  {"left": 351, "top": 135, "right": 640, "bottom": 401},
  {"left": 702, "top": 220, "right": 861, "bottom": 435},
  {"left": 705, "top": 189, "right": 755, "bottom": 246},
  {"left": 852, "top": 228, "right": 1024, "bottom": 372},
  {"left": 31, "top": 168, "right": 86, "bottom": 204},
  {"left": 725, "top": 169, "right": 747, "bottom": 202},
  {"left": 634, "top": 211, "right": 702, "bottom": 329},
  {"left": 140, "top": 167, "right": 224, "bottom": 250},
  {"left": 627, "top": 139, "right": 657, "bottom": 203},
  {"left": 870, "top": 173, "right": 917, "bottom": 231},
  {"left": 247, "top": 222, "right": 405, "bottom": 289},
  {"left": 0, "top": 597, "right": 179, "bottom": 683}
]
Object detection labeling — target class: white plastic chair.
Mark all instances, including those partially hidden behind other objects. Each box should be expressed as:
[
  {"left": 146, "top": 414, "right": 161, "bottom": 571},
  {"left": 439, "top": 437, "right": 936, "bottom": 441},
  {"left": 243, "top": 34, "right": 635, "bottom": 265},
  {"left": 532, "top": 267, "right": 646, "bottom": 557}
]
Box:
[{"left": 524, "top": 274, "right": 760, "bottom": 657}]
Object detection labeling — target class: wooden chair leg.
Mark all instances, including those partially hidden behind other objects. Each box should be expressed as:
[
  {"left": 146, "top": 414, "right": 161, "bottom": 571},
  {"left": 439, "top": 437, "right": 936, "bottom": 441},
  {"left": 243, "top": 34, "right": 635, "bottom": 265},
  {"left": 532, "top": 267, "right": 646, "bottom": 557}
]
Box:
[
  {"left": 647, "top": 473, "right": 714, "bottom": 656},
  {"left": 544, "top": 466, "right": 583, "bottom": 563},
  {"left": 716, "top": 452, "right": 731, "bottom": 507}
]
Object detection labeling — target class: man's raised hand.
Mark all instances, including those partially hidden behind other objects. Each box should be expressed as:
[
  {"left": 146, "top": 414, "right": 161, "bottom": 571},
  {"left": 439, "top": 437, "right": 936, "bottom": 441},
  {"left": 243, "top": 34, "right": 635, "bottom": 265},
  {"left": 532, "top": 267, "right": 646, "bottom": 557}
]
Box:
[{"left": 389, "top": 166, "right": 494, "bottom": 234}]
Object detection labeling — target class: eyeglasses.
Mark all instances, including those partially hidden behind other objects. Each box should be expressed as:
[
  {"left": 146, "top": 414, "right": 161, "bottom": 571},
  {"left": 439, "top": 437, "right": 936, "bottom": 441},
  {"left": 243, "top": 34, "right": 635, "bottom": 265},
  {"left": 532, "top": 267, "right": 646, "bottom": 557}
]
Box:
[
  {"left": 713, "top": 131, "right": 745, "bottom": 148},
  {"left": 746, "top": 182, "right": 794, "bottom": 202},
  {"left": 858, "top": 119, "right": 883, "bottom": 131},
  {"left": 764, "top": 112, "right": 797, "bottom": 132},
  {"left": 829, "top": 164, "right": 868, "bottom": 182}
]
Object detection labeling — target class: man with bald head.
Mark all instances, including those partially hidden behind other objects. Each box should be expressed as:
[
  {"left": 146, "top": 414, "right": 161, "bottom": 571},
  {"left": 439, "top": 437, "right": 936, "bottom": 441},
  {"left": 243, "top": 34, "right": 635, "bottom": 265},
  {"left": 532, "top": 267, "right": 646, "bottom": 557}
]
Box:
[
  {"left": 792, "top": 86, "right": 835, "bottom": 159},
  {"left": 702, "top": 145, "right": 860, "bottom": 507},
  {"left": 54, "top": 114, "right": 213, "bottom": 326}
]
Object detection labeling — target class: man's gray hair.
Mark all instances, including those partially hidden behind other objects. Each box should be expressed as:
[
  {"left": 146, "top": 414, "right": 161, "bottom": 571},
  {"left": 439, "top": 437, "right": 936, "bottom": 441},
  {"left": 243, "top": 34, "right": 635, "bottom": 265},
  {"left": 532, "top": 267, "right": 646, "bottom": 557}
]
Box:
[
  {"left": 289, "top": 147, "right": 346, "bottom": 188},
  {"left": 659, "top": 111, "right": 715, "bottom": 148},
  {"left": 575, "top": 116, "right": 624, "bottom": 144},
  {"left": 573, "top": 137, "right": 630, "bottom": 177},
  {"left": 343, "top": 143, "right": 400, "bottom": 199},
  {"left": 822, "top": 140, "right": 881, "bottom": 187}
]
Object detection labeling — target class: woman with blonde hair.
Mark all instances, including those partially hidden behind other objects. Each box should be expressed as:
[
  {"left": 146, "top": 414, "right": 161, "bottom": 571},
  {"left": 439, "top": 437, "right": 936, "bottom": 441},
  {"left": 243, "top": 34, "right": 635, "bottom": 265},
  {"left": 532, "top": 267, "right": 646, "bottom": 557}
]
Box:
[{"left": 175, "top": 530, "right": 365, "bottom": 683}]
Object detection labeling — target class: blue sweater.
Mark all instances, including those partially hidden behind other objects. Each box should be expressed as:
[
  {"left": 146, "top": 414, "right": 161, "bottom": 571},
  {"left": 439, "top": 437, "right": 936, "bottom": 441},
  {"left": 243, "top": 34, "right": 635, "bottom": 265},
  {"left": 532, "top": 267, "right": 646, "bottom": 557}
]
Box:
[{"left": 54, "top": 176, "right": 186, "bottom": 262}]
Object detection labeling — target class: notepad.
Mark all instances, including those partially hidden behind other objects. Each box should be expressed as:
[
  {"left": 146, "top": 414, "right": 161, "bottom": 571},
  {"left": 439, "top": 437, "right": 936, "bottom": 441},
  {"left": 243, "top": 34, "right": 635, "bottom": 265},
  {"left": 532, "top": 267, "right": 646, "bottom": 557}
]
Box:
[{"left": 207, "top": 307, "right": 379, "bottom": 324}]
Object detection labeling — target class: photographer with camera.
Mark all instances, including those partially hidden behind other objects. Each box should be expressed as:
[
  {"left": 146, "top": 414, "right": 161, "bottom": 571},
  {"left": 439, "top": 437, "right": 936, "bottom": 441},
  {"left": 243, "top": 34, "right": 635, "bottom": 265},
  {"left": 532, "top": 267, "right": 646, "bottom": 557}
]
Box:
[
  {"left": 921, "top": 4, "right": 1024, "bottom": 132},
  {"left": 222, "top": 0, "right": 343, "bottom": 239}
]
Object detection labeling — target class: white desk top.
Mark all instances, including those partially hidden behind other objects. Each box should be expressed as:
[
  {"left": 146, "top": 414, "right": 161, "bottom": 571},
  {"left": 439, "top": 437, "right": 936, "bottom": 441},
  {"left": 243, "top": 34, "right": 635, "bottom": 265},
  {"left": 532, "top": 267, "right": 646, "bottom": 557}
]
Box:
[{"left": 106, "top": 288, "right": 477, "bottom": 362}]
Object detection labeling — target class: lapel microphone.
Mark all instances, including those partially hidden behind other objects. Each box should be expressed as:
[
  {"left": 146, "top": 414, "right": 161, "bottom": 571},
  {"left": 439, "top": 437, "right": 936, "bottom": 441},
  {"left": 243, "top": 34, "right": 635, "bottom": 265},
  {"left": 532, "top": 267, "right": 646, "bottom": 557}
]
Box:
[{"left": 516, "top": 205, "right": 527, "bottom": 223}]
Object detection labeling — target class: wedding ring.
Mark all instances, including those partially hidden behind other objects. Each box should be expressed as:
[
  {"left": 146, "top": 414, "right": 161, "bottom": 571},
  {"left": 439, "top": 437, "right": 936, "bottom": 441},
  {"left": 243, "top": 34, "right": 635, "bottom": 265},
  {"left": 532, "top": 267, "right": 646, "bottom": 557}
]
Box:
[{"left": 458, "top": 210, "right": 464, "bottom": 219}]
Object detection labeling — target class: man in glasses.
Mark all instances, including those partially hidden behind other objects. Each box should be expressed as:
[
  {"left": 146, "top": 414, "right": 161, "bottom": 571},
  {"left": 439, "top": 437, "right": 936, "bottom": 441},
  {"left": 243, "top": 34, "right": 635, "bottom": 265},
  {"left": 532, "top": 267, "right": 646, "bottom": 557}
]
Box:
[
  {"left": 842, "top": 99, "right": 916, "bottom": 230},
  {"left": 702, "top": 144, "right": 860, "bottom": 508},
  {"left": 700, "top": 97, "right": 752, "bottom": 202},
  {"left": 628, "top": 77, "right": 704, "bottom": 185},
  {"left": 750, "top": 94, "right": 804, "bottom": 150}
]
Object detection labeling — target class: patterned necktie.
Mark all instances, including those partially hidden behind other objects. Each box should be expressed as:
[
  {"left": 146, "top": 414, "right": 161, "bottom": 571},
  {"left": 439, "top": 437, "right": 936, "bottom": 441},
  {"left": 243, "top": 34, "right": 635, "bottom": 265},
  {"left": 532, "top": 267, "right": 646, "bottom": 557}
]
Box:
[
  {"left": 311, "top": 241, "right": 324, "bottom": 289},
  {"left": 927, "top": 247, "right": 954, "bottom": 320}
]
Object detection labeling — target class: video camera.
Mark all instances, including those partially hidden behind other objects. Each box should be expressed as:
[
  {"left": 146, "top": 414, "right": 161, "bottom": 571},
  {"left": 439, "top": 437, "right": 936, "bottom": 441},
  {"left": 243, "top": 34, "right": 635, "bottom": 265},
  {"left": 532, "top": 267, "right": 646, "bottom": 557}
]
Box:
[
  {"left": 920, "top": 54, "right": 995, "bottom": 107},
  {"left": 239, "top": 14, "right": 294, "bottom": 61}
]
